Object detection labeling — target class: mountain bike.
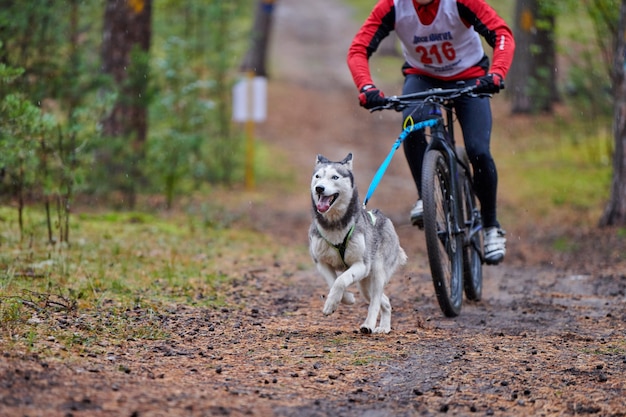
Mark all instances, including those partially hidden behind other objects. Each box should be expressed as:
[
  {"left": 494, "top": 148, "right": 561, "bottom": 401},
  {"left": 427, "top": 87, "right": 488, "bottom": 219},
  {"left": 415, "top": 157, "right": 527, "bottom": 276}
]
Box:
[{"left": 369, "top": 84, "right": 492, "bottom": 317}]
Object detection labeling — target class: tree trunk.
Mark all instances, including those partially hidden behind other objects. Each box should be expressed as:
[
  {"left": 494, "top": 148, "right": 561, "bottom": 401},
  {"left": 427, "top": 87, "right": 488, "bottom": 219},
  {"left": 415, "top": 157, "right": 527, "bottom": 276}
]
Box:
[
  {"left": 240, "top": 0, "right": 275, "bottom": 76},
  {"left": 101, "top": 0, "right": 152, "bottom": 207},
  {"left": 599, "top": 0, "right": 626, "bottom": 226},
  {"left": 508, "top": 0, "right": 558, "bottom": 113}
]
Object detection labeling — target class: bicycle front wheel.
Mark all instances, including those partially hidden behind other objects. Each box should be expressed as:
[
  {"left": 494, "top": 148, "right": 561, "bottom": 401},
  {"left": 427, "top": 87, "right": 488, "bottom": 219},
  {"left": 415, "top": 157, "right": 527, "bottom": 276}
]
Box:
[{"left": 422, "top": 149, "right": 464, "bottom": 317}]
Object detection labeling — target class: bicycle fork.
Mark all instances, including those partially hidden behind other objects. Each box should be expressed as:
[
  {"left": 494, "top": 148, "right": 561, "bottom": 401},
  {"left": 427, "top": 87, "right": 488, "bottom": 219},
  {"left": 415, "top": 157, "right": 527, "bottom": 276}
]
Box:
[{"left": 427, "top": 129, "right": 465, "bottom": 243}]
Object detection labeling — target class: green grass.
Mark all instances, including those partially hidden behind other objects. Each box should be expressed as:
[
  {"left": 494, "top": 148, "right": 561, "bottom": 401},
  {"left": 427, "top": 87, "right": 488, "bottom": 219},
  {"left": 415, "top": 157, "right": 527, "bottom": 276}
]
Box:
[
  {"left": 0, "top": 203, "right": 305, "bottom": 355},
  {"left": 493, "top": 108, "right": 612, "bottom": 226}
]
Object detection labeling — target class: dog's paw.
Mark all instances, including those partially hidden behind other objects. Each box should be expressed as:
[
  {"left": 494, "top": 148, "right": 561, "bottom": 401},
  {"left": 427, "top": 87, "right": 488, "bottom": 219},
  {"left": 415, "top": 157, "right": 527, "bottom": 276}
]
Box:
[
  {"left": 373, "top": 326, "right": 391, "bottom": 334},
  {"left": 341, "top": 292, "right": 355, "bottom": 305},
  {"left": 360, "top": 325, "right": 391, "bottom": 334},
  {"left": 323, "top": 288, "right": 343, "bottom": 315},
  {"left": 323, "top": 299, "right": 339, "bottom": 316},
  {"left": 359, "top": 325, "right": 373, "bottom": 334}
]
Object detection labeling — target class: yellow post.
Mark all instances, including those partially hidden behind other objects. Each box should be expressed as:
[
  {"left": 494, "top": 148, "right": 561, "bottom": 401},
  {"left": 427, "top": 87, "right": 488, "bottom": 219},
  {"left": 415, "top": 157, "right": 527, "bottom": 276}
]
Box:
[
  {"left": 245, "top": 71, "right": 255, "bottom": 190},
  {"left": 245, "top": 116, "right": 255, "bottom": 190}
]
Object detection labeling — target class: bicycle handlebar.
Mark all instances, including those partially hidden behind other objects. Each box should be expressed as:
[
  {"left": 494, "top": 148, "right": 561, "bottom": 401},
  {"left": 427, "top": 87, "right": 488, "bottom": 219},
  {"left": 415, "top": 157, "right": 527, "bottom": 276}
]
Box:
[{"left": 370, "top": 84, "right": 493, "bottom": 113}]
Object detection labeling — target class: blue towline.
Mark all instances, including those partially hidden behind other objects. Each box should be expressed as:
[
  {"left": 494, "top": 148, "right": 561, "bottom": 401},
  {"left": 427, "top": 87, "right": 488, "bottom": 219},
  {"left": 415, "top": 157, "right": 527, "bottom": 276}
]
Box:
[{"left": 363, "top": 118, "right": 439, "bottom": 207}]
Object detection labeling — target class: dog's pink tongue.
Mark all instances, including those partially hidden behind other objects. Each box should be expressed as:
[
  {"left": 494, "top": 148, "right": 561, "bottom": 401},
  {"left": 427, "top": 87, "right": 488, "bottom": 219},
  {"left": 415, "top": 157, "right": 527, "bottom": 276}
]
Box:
[{"left": 316, "top": 196, "right": 332, "bottom": 213}]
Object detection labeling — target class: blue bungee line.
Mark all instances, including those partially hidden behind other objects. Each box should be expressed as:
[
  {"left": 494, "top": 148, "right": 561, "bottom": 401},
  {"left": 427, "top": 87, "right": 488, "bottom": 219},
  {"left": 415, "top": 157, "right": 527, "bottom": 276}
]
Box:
[{"left": 363, "top": 118, "right": 438, "bottom": 208}]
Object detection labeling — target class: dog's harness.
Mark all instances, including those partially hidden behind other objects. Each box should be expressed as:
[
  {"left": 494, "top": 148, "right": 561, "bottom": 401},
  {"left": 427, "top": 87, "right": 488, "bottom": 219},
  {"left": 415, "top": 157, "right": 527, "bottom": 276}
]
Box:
[
  {"left": 317, "top": 211, "right": 377, "bottom": 268},
  {"left": 317, "top": 224, "right": 354, "bottom": 269}
]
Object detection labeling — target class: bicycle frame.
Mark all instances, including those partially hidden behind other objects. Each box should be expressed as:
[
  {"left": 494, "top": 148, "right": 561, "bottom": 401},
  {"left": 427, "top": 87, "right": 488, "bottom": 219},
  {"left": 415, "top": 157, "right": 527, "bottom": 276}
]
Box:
[
  {"left": 438, "top": 109, "right": 484, "bottom": 258},
  {"left": 425, "top": 107, "right": 464, "bottom": 237},
  {"left": 399, "top": 89, "right": 486, "bottom": 260}
]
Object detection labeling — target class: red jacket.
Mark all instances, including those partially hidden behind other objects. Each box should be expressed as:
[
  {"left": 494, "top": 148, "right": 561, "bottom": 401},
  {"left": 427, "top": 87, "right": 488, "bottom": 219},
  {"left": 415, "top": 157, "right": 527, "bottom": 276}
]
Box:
[{"left": 347, "top": 0, "right": 515, "bottom": 91}]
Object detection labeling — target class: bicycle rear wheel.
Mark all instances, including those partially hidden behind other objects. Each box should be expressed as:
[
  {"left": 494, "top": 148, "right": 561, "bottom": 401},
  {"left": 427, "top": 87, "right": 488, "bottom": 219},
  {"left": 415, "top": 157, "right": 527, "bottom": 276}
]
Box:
[
  {"left": 422, "top": 149, "right": 463, "bottom": 317},
  {"left": 457, "top": 147, "right": 483, "bottom": 302}
]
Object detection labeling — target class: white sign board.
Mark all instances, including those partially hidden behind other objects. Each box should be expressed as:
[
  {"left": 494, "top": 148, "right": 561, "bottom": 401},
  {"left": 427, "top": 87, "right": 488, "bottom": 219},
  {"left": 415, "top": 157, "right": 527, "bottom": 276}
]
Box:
[{"left": 232, "top": 76, "right": 267, "bottom": 122}]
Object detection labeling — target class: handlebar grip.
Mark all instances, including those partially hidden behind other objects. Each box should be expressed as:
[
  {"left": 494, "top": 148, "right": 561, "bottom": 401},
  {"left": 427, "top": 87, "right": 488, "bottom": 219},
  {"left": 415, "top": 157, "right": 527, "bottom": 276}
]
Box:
[{"left": 368, "top": 97, "right": 400, "bottom": 112}]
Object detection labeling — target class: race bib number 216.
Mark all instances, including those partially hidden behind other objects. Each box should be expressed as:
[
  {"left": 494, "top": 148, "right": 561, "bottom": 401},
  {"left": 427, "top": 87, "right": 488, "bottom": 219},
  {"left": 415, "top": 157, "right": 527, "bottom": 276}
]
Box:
[{"left": 415, "top": 41, "right": 456, "bottom": 64}]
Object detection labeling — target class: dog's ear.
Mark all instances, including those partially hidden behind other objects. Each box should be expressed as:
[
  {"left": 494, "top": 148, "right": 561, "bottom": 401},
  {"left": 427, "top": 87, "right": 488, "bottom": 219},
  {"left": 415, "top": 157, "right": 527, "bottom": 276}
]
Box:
[
  {"left": 316, "top": 154, "right": 330, "bottom": 165},
  {"left": 341, "top": 153, "right": 353, "bottom": 169}
]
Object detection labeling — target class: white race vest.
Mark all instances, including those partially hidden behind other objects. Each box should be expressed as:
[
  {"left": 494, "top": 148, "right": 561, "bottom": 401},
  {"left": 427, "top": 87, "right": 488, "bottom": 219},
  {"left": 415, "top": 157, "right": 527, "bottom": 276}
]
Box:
[{"left": 394, "top": 0, "right": 484, "bottom": 77}]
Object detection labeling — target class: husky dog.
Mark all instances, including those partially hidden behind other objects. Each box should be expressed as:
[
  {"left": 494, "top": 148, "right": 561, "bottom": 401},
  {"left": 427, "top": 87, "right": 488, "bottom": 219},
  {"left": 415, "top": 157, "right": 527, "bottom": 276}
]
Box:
[{"left": 309, "top": 153, "right": 407, "bottom": 334}]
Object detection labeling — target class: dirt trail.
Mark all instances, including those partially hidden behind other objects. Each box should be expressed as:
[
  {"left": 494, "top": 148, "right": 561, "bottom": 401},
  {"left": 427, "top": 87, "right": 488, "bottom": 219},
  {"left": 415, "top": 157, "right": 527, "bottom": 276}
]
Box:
[
  {"left": 256, "top": 0, "right": 626, "bottom": 415},
  {"left": 1, "top": 1, "right": 625, "bottom": 416}
]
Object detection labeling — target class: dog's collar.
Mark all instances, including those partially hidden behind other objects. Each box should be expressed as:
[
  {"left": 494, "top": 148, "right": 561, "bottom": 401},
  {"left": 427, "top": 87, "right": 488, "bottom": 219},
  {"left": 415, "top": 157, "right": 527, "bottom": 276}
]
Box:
[{"left": 317, "top": 223, "right": 355, "bottom": 268}]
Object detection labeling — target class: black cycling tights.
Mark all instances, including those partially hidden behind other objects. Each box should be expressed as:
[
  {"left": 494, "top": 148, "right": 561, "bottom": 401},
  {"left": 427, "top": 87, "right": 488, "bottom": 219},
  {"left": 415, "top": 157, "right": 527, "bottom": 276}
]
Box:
[{"left": 401, "top": 74, "right": 500, "bottom": 228}]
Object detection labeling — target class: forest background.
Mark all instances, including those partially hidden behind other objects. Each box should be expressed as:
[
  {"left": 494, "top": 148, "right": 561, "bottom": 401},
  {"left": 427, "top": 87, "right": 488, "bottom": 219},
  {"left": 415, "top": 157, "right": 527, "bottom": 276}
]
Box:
[{"left": 0, "top": 0, "right": 621, "bottom": 239}]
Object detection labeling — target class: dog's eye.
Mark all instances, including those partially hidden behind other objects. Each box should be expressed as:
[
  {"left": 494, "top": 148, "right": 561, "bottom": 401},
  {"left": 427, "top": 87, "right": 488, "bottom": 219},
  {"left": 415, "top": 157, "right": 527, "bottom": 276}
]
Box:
[
  {"left": 331, "top": 175, "right": 339, "bottom": 180},
  {"left": 315, "top": 174, "right": 320, "bottom": 179}
]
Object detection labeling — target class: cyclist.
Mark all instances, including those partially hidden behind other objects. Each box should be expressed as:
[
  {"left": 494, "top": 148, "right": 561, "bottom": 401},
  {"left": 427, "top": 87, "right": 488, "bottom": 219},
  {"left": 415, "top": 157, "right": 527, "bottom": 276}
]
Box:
[{"left": 347, "top": 0, "right": 515, "bottom": 265}]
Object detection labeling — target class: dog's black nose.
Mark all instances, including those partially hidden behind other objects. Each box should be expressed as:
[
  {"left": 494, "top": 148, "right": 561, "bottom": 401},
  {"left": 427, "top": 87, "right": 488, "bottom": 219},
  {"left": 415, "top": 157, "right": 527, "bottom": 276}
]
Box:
[{"left": 315, "top": 185, "right": 325, "bottom": 194}]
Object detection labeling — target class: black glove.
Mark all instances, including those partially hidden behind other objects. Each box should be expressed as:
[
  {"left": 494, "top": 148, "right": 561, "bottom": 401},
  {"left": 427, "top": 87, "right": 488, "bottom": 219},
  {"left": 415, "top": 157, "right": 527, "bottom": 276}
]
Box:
[
  {"left": 359, "top": 84, "right": 386, "bottom": 109},
  {"left": 475, "top": 73, "right": 504, "bottom": 94}
]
